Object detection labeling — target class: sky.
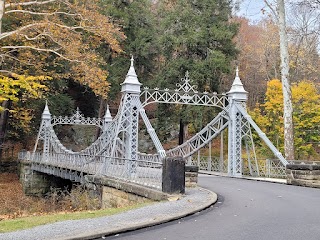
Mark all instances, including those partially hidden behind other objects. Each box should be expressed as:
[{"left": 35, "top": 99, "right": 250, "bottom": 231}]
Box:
[{"left": 237, "top": 0, "right": 266, "bottom": 23}]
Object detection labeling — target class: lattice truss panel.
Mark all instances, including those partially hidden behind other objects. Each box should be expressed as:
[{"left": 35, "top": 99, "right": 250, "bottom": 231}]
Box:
[
  {"left": 234, "top": 111, "right": 242, "bottom": 175},
  {"left": 141, "top": 72, "right": 228, "bottom": 108},
  {"left": 52, "top": 108, "right": 103, "bottom": 128},
  {"left": 236, "top": 104, "right": 288, "bottom": 166},
  {"left": 166, "top": 111, "right": 229, "bottom": 158}
]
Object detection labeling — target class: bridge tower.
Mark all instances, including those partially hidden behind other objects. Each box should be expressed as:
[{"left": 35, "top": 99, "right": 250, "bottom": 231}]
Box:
[
  {"left": 33, "top": 102, "right": 52, "bottom": 159},
  {"left": 227, "top": 68, "right": 248, "bottom": 177},
  {"left": 110, "top": 56, "right": 142, "bottom": 175}
]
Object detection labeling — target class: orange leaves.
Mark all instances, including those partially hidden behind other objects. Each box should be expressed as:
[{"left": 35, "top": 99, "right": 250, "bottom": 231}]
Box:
[
  {"left": 1, "top": 0, "right": 126, "bottom": 97},
  {"left": 71, "top": 62, "right": 110, "bottom": 98}
]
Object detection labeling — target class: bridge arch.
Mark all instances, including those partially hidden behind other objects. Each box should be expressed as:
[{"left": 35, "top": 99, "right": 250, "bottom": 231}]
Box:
[{"left": 140, "top": 71, "right": 229, "bottom": 110}]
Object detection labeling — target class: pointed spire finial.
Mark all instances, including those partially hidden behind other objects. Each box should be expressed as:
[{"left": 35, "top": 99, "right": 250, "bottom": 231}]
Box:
[
  {"left": 42, "top": 100, "right": 51, "bottom": 120},
  {"left": 121, "top": 56, "right": 141, "bottom": 93},
  {"left": 103, "top": 105, "right": 113, "bottom": 126},
  {"left": 227, "top": 66, "right": 248, "bottom": 101}
]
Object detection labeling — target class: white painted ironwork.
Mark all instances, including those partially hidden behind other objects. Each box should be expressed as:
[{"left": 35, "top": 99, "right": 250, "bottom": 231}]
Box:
[
  {"left": 226, "top": 69, "right": 287, "bottom": 177},
  {"left": 52, "top": 108, "right": 104, "bottom": 128},
  {"left": 166, "top": 110, "right": 229, "bottom": 158},
  {"left": 20, "top": 151, "right": 162, "bottom": 189},
  {"left": 30, "top": 57, "right": 166, "bottom": 189},
  {"left": 242, "top": 116, "right": 259, "bottom": 177},
  {"left": 186, "top": 154, "right": 286, "bottom": 178},
  {"left": 27, "top": 58, "right": 290, "bottom": 194},
  {"left": 236, "top": 104, "right": 288, "bottom": 166},
  {"left": 227, "top": 69, "right": 248, "bottom": 176},
  {"left": 141, "top": 71, "right": 228, "bottom": 109}
]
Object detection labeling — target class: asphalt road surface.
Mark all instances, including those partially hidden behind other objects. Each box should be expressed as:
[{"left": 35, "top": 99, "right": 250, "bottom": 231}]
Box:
[{"left": 104, "top": 174, "right": 320, "bottom": 240}]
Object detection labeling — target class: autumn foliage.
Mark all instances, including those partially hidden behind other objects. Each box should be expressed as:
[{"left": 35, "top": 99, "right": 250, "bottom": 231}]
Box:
[
  {"left": 1, "top": 0, "right": 125, "bottom": 97},
  {"left": 252, "top": 79, "right": 320, "bottom": 159}
]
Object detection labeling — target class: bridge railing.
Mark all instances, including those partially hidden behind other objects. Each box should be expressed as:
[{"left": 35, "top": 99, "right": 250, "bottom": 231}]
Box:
[
  {"left": 188, "top": 155, "right": 227, "bottom": 173},
  {"left": 254, "top": 159, "right": 286, "bottom": 178},
  {"left": 188, "top": 155, "right": 286, "bottom": 178},
  {"left": 18, "top": 151, "right": 163, "bottom": 190}
]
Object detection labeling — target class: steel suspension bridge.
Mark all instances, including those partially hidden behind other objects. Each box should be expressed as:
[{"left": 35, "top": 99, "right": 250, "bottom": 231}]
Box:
[{"left": 19, "top": 58, "right": 288, "bottom": 191}]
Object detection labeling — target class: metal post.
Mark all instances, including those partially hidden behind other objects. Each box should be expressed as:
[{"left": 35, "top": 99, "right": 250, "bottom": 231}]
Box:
[
  {"left": 219, "top": 131, "right": 224, "bottom": 172},
  {"left": 208, "top": 140, "right": 212, "bottom": 171},
  {"left": 162, "top": 157, "right": 185, "bottom": 194},
  {"left": 227, "top": 68, "right": 248, "bottom": 177}
]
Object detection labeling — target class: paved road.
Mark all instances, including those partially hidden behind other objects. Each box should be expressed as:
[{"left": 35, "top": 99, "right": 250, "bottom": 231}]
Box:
[{"left": 105, "top": 174, "right": 320, "bottom": 240}]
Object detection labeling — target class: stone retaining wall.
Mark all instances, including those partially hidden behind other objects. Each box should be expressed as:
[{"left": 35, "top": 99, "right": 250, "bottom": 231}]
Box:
[
  {"left": 286, "top": 162, "right": 320, "bottom": 188},
  {"left": 19, "top": 160, "right": 72, "bottom": 196},
  {"left": 102, "top": 186, "right": 148, "bottom": 208},
  {"left": 85, "top": 175, "right": 169, "bottom": 201},
  {"left": 185, "top": 165, "right": 199, "bottom": 188}
]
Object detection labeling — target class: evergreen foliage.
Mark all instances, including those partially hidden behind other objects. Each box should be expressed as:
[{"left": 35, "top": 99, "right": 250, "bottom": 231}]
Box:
[
  {"left": 154, "top": 0, "right": 238, "bottom": 141},
  {"left": 100, "top": 0, "right": 158, "bottom": 100}
]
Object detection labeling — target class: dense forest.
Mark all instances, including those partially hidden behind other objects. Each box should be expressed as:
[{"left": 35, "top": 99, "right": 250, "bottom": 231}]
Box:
[{"left": 0, "top": 0, "right": 319, "bottom": 159}]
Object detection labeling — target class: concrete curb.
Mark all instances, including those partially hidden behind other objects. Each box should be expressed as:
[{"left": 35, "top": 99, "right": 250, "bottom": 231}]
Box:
[
  {"left": 61, "top": 188, "right": 217, "bottom": 240},
  {"left": 199, "top": 171, "right": 287, "bottom": 184},
  {"left": 0, "top": 188, "right": 217, "bottom": 240}
]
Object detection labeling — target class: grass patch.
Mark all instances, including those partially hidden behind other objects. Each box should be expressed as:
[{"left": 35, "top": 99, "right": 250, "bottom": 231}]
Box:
[{"left": 0, "top": 202, "right": 153, "bottom": 233}]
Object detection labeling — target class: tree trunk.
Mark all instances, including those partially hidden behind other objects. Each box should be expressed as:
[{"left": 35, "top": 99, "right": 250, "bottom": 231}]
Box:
[
  {"left": 0, "top": 0, "right": 4, "bottom": 34},
  {"left": 0, "top": 101, "right": 12, "bottom": 159},
  {"left": 0, "top": 0, "right": 5, "bottom": 159},
  {"left": 178, "top": 118, "right": 184, "bottom": 145},
  {"left": 95, "top": 97, "right": 106, "bottom": 140},
  {"left": 277, "top": 0, "right": 295, "bottom": 160}
]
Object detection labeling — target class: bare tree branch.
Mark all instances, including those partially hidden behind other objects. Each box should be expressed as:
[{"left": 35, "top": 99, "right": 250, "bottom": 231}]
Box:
[
  {"left": 264, "top": 0, "right": 279, "bottom": 24},
  {"left": 0, "top": 21, "right": 88, "bottom": 41},
  {"left": 5, "top": 9, "right": 81, "bottom": 18},
  {"left": 5, "top": 0, "right": 57, "bottom": 8},
  {"left": 1, "top": 52, "right": 36, "bottom": 66},
  {"left": 23, "top": 32, "right": 60, "bottom": 44},
  {"left": 2, "top": 45, "right": 82, "bottom": 63},
  {"left": 0, "top": 23, "right": 45, "bottom": 40}
]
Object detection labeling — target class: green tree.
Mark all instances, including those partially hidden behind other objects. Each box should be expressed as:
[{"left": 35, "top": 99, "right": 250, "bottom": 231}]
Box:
[
  {"left": 92, "top": 0, "right": 158, "bottom": 140},
  {"left": 154, "top": 0, "right": 238, "bottom": 141},
  {"left": 100, "top": 0, "right": 158, "bottom": 98}
]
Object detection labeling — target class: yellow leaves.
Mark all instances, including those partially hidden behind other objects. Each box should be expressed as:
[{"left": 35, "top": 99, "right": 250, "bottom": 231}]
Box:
[
  {"left": 252, "top": 79, "right": 320, "bottom": 159},
  {"left": 264, "top": 79, "right": 283, "bottom": 112},
  {"left": 0, "top": 74, "right": 52, "bottom": 111},
  {"left": 71, "top": 62, "right": 110, "bottom": 98},
  {"left": 10, "top": 107, "right": 33, "bottom": 133}
]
